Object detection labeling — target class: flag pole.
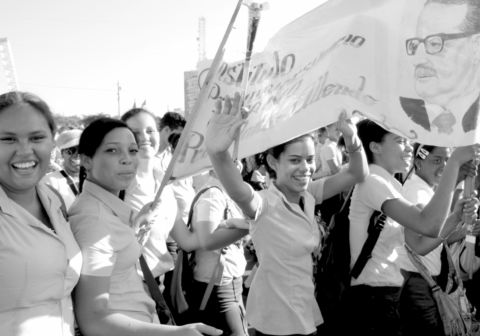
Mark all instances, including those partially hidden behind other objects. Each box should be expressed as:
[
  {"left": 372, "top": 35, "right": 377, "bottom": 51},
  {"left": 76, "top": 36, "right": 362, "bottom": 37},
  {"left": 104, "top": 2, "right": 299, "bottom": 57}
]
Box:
[
  {"left": 232, "top": 1, "right": 267, "bottom": 160},
  {"left": 461, "top": 158, "right": 478, "bottom": 279},
  {"left": 153, "top": 0, "right": 244, "bottom": 205}
]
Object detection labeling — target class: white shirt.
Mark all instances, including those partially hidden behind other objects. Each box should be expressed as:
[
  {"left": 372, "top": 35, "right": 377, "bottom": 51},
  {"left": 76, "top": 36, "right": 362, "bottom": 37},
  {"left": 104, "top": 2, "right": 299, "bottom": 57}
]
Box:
[
  {"left": 318, "top": 139, "right": 342, "bottom": 176},
  {"left": 192, "top": 177, "right": 246, "bottom": 285},
  {"left": 246, "top": 180, "right": 324, "bottom": 335},
  {"left": 0, "top": 183, "right": 82, "bottom": 336},
  {"left": 402, "top": 173, "right": 442, "bottom": 275},
  {"left": 349, "top": 164, "right": 407, "bottom": 287},
  {"left": 124, "top": 165, "right": 177, "bottom": 278},
  {"left": 70, "top": 181, "right": 157, "bottom": 322},
  {"left": 41, "top": 170, "right": 79, "bottom": 210}
]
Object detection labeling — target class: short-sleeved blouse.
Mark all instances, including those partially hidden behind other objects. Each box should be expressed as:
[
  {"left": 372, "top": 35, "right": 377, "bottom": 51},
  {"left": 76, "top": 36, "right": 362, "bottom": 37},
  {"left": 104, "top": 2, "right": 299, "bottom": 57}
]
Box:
[
  {"left": 246, "top": 180, "right": 324, "bottom": 335},
  {"left": 69, "top": 180, "right": 156, "bottom": 322},
  {"left": 0, "top": 183, "right": 82, "bottom": 336},
  {"left": 349, "top": 164, "right": 407, "bottom": 287},
  {"left": 192, "top": 177, "right": 246, "bottom": 285}
]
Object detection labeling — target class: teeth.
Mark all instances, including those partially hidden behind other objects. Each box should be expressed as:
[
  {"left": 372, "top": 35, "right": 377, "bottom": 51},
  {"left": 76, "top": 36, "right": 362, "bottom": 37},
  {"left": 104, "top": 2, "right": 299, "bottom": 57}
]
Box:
[{"left": 13, "top": 161, "right": 36, "bottom": 169}]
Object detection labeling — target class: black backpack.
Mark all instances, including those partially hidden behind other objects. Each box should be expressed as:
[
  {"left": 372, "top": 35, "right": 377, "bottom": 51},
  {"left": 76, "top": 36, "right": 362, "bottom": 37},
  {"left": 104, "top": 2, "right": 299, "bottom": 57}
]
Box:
[{"left": 314, "top": 187, "right": 387, "bottom": 334}]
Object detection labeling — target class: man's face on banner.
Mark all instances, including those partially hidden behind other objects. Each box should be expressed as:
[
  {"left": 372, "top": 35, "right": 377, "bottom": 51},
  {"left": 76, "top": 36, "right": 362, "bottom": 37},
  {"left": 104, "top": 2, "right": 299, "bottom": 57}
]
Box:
[{"left": 412, "top": 3, "right": 479, "bottom": 105}]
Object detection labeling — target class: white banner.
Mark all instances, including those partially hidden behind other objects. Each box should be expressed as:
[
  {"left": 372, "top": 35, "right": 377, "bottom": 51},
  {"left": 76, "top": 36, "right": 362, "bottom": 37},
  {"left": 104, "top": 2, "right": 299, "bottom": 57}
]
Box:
[{"left": 173, "top": 0, "right": 480, "bottom": 179}]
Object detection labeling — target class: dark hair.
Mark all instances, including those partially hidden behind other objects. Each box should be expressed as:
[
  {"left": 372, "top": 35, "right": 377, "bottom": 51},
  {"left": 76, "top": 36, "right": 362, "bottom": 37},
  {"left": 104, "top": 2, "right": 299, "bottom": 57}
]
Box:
[
  {"left": 120, "top": 107, "right": 157, "bottom": 126},
  {"left": 426, "top": 0, "right": 480, "bottom": 32},
  {"left": 168, "top": 132, "right": 181, "bottom": 151},
  {"left": 0, "top": 91, "right": 56, "bottom": 134},
  {"left": 159, "top": 111, "right": 186, "bottom": 131},
  {"left": 412, "top": 143, "right": 439, "bottom": 169},
  {"left": 356, "top": 119, "right": 390, "bottom": 164},
  {"left": 264, "top": 133, "right": 315, "bottom": 179},
  {"left": 78, "top": 117, "right": 131, "bottom": 191}
]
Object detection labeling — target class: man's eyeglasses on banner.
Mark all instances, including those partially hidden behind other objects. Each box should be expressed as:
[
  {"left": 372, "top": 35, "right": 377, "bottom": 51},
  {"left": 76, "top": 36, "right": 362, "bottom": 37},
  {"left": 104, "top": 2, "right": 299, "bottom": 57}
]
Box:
[{"left": 406, "top": 31, "right": 479, "bottom": 56}]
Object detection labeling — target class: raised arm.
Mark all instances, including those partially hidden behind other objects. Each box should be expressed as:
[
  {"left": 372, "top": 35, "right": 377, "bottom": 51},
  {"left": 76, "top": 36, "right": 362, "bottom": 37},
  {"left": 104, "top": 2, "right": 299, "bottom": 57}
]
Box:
[
  {"left": 205, "top": 93, "right": 259, "bottom": 218},
  {"left": 322, "top": 111, "right": 369, "bottom": 200},
  {"left": 384, "top": 145, "right": 480, "bottom": 237},
  {"left": 406, "top": 197, "right": 478, "bottom": 255}
]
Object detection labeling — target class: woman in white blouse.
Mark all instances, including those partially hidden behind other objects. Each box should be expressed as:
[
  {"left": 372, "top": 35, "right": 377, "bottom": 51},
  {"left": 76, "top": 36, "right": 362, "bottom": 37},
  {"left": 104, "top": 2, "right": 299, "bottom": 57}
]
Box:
[
  {"left": 0, "top": 91, "right": 82, "bottom": 336},
  {"left": 69, "top": 117, "right": 221, "bottom": 336}
]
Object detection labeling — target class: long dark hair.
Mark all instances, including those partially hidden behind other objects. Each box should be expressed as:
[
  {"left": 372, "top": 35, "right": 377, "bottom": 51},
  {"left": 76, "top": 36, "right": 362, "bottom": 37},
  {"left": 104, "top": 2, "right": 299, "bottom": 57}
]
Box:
[
  {"left": 78, "top": 117, "right": 130, "bottom": 191},
  {"left": 356, "top": 119, "right": 390, "bottom": 164}
]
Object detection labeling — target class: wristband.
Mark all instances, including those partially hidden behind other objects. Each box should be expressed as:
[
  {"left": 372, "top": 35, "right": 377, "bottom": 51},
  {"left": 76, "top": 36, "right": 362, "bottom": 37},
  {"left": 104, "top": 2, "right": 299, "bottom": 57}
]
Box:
[{"left": 346, "top": 143, "right": 363, "bottom": 154}]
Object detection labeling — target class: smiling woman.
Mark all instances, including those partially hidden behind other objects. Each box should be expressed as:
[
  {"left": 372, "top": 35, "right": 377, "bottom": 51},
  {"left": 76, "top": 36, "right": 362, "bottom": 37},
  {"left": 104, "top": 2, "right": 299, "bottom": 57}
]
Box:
[
  {"left": 68, "top": 117, "right": 222, "bottom": 336},
  {"left": 343, "top": 119, "right": 479, "bottom": 335},
  {"left": 0, "top": 91, "right": 82, "bottom": 336},
  {"left": 205, "top": 93, "right": 369, "bottom": 336}
]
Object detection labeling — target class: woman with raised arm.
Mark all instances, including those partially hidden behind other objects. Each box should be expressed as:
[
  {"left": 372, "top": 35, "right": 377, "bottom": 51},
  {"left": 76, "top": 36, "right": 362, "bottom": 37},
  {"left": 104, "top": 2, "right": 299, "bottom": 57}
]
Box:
[
  {"left": 205, "top": 93, "right": 369, "bottom": 336},
  {"left": 0, "top": 91, "right": 82, "bottom": 336},
  {"left": 344, "top": 119, "right": 478, "bottom": 336},
  {"left": 69, "top": 117, "right": 222, "bottom": 336},
  {"left": 400, "top": 143, "right": 478, "bottom": 336}
]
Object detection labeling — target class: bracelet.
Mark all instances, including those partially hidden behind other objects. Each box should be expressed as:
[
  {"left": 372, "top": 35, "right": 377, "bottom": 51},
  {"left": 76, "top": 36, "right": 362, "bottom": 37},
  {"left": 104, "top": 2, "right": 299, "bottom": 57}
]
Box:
[{"left": 346, "top": 143, "right": 363, "bottom": 154}]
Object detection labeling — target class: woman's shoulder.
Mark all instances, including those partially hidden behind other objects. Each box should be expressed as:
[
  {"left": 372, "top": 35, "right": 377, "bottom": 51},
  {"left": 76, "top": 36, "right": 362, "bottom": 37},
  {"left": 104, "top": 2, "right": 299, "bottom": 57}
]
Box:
[{"left": 69, "top": 194, "right": 104, "bottom": 229}]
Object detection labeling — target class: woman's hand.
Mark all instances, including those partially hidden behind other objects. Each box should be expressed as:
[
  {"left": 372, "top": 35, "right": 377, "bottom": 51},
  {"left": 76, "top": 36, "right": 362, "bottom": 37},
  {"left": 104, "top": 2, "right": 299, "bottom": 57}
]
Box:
[
  {"left": 336, "top": 110, "right": 356, "bottom": 140},
  {"left": 131, "top": 201, "right": 161, "bottom": 245},
  {"left": 441, "top": 196, "right": 479, "bottom": 239},
  {"left": 450, "top": 144, "right": 480, "bottom": 166},
  {"left": 177, "top": 323, "right": 223, "bottom": 336},
  {"left": 205, "top": 93, "right": 248, "bottom": 155},
  {"left": 457, "top": 160, "right": 478, "bottom": 185},
  {"left": 216, "top": 217, "right": 250, "bottom": 230}
]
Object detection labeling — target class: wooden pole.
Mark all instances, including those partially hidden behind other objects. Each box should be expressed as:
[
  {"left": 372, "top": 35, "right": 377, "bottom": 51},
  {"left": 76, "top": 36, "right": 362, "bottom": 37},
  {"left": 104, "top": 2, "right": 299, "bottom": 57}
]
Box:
[
  {"left": 152, "top": 0, "right": 244, "bottom": 205},
  {"left": 232, "top": 2, "right": 266, "bottom": 160}
]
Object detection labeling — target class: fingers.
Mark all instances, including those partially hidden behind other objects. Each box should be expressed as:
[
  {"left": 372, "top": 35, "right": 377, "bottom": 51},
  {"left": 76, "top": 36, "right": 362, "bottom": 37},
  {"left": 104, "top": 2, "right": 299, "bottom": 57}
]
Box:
[
  {"left": 214, "top": 98, "right": 223, "bottom": 115},
  {"left": 453, "top": 144, "right": 480, "bottom": 164},
  {"left": 462, "top": 197, "right": 479, "bottom": 213},
  {"left": 472, "top": 219, "right": 480, "bottom": 236},
  {"left": 213, "top": 93, "right": 247, "bottom": 119},
  {"left": 230, "top": 92, "right": 241, "bottom": 116},
  {"left": 224, "top": 95, "right": 233, "bottom": 115},
  {"left": 193, "top": 323, "right": 223, "bottom": 335}
]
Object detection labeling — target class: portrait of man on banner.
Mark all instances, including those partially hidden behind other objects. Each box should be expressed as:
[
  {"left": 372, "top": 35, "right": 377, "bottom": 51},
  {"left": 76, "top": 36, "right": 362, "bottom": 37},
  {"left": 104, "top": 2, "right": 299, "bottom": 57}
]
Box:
[{"left": 399, "top": 0, "right": 480, "bottom": 135}]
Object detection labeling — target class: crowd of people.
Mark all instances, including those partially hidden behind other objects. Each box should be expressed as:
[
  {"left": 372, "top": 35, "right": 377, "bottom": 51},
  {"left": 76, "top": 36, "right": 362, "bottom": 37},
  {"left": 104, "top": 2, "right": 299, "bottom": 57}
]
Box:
[{"left": 1, "top": 89, "right": 480, "bottom": 336}]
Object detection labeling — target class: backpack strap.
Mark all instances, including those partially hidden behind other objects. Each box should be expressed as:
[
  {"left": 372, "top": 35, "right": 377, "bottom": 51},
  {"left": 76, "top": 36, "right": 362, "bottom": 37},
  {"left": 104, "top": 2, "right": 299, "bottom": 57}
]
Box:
[
  {"left": 59, "top": 170, "right": 79, "bottom": 196},
  {"left": 350, "top": 210, "right": 387, "bottom": 279},
  {"left": 404, "top": 243, "right": 439, "bottom": 289},
  {"left": 139, "top": 254, "right": 176, "bottom": 325},
  {"left": 188, "top": 185, "right": 228, "bottom": 311},
  {"left": 187, "top": 186, "right": 222, "bottom": 228}
]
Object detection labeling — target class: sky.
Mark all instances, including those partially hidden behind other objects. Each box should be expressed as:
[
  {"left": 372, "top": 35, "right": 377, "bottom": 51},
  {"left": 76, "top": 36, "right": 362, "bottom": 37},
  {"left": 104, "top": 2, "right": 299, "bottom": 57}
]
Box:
[{"left": 0, "top": 0, "right": 326, "bottom": 118}]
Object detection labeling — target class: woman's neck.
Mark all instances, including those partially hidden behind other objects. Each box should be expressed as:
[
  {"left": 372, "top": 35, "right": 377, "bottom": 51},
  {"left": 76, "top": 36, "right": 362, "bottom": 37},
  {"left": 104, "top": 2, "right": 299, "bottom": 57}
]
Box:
[
  {"left": 4, "top": 187, "right": 38, "bottom": 208},
  {"left": 137, "top": 156, "right": 154, "bottom": 174},
  {"left": 416, "top": 172, "right": 434, "bottom": 188},
  {"left": 274, "top": 181, "right": 301, "bottom": 204}
]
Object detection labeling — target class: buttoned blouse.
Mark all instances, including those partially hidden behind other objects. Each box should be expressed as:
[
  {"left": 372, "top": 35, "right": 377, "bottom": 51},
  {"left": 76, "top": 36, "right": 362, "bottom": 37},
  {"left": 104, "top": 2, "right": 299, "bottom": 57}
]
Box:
[
  {"left": 69, "top": 180, "right": 156, "bottom": 322},
  {"left": 0, "top": 183, "right": 82, "bottom": 336},
  {"left": 246, "top": 180, "right": 324, "bottom": 335}
]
